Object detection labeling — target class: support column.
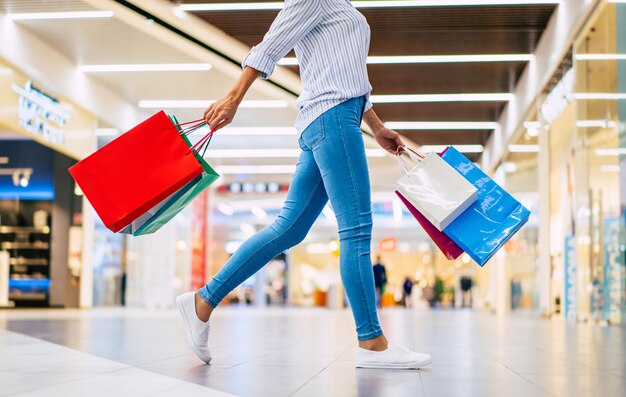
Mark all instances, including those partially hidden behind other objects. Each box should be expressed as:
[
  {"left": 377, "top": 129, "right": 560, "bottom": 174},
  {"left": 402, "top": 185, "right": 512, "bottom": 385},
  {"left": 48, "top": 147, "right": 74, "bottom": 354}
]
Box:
[{"left": 538, "top": 126, "right": 552, "bottom": 317}]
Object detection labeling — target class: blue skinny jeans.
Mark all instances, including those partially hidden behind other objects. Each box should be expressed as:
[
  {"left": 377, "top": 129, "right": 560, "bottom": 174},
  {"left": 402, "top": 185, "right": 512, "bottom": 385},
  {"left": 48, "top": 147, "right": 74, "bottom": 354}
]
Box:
[{"left": 198, "top": 96, "right": 383, "bottom": 340}]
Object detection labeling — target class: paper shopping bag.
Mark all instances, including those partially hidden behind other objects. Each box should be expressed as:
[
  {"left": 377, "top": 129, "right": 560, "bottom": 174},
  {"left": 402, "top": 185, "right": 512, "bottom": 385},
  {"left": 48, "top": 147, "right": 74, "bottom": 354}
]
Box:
[
  {"left": 441, "top": 147, "right": 531, "bottom": 266},
  {"left": 396, "top": 148, "right": 477, "bottom": 231},
  {"left": 396, "top": 191, "right": 463, "bottom": 260},
  {"left": 69, "top": 111, "right": 203, "bottom": 232},
  {"left": 132, "top": 119, "right": 220, "bottom": 236}
]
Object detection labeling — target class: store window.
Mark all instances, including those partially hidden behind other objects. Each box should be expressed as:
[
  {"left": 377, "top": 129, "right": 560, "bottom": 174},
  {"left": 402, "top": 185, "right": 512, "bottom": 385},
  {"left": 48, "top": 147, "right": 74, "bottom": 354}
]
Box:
[{"left": 572, "top": 1, "right": 625, "bottom": 324}]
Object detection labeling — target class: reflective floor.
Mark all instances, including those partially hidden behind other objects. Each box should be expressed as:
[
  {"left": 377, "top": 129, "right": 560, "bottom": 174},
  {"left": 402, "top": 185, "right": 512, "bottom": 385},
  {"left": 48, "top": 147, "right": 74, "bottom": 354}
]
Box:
[{"left": 0, "top": 307, "right": 624, "bottom": 397}]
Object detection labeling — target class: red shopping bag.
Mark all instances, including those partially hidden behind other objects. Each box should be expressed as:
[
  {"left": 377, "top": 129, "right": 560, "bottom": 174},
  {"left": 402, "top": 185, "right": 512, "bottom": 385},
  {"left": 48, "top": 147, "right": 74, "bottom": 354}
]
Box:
[
  {"left": 69, "top": 111, "right": 203, "bottom": 232},
  {"left": 395, "top": 190, "right": 463, "bottom": 260}
]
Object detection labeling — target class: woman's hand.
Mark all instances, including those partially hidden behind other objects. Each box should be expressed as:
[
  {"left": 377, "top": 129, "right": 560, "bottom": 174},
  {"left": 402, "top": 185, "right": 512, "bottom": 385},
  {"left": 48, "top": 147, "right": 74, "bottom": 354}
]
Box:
[
  {"left": 203, "top": 95, "right": 240, "bottom": 131},
  {"left": 373, "top": 126, "right": 405, "bottom": 155},
  {"left": 362, "top": 107, "right": 406, "bottom": 155}
]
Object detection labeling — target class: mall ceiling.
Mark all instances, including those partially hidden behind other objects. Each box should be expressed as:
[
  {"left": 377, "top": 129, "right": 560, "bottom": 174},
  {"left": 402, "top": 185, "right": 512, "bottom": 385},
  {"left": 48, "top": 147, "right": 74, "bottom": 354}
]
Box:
[{"left": 168, "top": 0, "right": 559, "bottom": 155}]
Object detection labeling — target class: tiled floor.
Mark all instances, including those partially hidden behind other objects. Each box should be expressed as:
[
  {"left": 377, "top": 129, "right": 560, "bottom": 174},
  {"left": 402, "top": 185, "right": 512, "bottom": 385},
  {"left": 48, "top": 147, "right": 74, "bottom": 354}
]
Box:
[{"left": 0, "top": 307, "right": 624, "bottom": 396}]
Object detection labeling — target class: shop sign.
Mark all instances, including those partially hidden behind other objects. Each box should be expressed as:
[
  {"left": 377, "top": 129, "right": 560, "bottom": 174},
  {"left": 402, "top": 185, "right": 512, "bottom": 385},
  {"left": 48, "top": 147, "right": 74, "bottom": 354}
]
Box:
[
  {"left": 541, "top": 68, "right": 574, "bottom": 124},
  {"left": 12, "top": 81, "right": 70, "bottom": 145},
  {"left": 563, "top": 236, "right": 577, "bottom": 320},
  {"left": 602, "top": 218, "right": 623, "bottom": 323}
]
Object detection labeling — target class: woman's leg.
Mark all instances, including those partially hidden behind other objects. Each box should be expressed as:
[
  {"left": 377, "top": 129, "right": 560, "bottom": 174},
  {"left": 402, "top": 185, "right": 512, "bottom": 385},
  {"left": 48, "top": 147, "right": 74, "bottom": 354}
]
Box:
[
  {"left": 197, "top": 139, "right": 328, "bottom": 313},
  {"left": 299, "top": 97, "right": 383, "bottom": 342}
]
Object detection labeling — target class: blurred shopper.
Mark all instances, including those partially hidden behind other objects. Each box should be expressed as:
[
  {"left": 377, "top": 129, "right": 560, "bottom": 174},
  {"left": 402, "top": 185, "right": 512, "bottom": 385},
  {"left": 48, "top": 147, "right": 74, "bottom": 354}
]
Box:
[
  {"left": 460, "top": 276, "right": 473, "bottom": 308},
  {"left": 372, "top": 256, "right": 387, "bottom": 307},
  {"left": 402, "top": 276, "right": 414, "bottom": 308},
  {"left": 176, "top": 0, "right": 431, "bottom": 370}
]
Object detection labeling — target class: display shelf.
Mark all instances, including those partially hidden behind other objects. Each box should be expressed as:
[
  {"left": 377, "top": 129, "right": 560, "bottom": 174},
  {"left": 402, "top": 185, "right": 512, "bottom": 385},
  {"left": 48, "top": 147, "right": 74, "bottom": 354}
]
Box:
[
  {"left": 9, "top": 258, "right": 48, "bottom": 266},
  {"left": 0, "top": 226, "right": 50, "bottom": 234},
  {"left": 1, "top": 242, "right": 49, "bottom": 250},
  {"left": 8, "top": 293, "right": 47, "bottom": 301}
]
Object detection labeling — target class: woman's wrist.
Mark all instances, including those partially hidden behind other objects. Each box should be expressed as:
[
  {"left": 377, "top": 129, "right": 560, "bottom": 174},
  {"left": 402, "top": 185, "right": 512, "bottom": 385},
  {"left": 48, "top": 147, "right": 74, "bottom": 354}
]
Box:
[
  {"left": 363, "top": 108, "right": 386, "bottom": 135},
  {"left": 226, "top": 90, "right": 244, "bottom": 105}
]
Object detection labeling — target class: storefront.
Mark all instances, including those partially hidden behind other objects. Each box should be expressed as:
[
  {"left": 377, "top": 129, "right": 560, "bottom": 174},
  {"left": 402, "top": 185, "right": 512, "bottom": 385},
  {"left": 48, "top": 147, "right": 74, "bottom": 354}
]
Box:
[
  {"left": 497, "top": 0, "right": 626, "bottom": 324},
  {"left": 571, "top": 1, "right": 625, "bottom": 324},
  {"left": 0, "top": 58, "right": 97, "bottom": 308}
]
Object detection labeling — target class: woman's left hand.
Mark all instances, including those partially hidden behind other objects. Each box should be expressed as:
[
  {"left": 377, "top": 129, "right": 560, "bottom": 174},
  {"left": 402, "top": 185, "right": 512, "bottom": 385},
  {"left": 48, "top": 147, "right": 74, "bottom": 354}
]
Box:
[
  {"left": 203, "top": 95, "right": 240, "bottom": 131},
  {"left": 373, "top": 127, "right": 405, "bottom": 155}
]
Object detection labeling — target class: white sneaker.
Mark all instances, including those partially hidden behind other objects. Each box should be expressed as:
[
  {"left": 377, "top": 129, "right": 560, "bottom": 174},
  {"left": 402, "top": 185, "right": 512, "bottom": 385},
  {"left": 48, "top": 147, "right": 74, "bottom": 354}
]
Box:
[
  {"left": 176, "top": 291, "right": 212, "bottom": 364},
  {"left": 356, "top": 343, "right": 432, "bottom": 369}
]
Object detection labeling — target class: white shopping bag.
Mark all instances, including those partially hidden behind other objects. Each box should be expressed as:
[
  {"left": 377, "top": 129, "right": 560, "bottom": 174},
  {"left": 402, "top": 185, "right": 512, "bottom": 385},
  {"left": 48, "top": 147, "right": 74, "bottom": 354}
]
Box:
[{"left": 396, "top": 147, "right": 477, "bottom": 231}]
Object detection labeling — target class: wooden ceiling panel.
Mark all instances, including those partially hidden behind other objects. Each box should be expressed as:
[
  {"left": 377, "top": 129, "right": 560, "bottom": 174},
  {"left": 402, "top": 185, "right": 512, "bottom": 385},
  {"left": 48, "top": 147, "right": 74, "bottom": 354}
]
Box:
[
  {"left": 372, "top": 102, "right": 506, "bottom": 122},
  {"left": 172, "top": 0, "right": 558, "bottom": 150},
  {"left": 400, "top": 130, "right": 489, "bottom": 145},
  {"left": 285, "top": 62, "right": 526, "bottom": 94}
]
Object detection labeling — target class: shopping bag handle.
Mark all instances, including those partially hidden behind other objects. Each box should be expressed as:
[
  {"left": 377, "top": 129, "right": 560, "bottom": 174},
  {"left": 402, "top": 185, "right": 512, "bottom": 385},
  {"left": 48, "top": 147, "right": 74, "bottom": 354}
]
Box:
[
  {"left": 396, "top": 146, "right": 425, "bottom": 173},
  {"left": 167, "top": 117, "right": 215, "bottom": 158}
]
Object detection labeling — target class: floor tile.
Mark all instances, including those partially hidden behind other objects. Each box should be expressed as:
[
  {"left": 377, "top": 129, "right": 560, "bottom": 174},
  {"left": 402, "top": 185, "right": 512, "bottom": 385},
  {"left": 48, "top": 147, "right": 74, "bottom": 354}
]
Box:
[{"left": 2, "top": 308, "right": 626, "bottom": 397}]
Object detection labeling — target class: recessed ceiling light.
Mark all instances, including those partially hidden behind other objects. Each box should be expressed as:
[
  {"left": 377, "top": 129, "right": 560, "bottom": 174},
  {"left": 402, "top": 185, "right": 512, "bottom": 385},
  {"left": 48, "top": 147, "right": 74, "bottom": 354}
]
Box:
[
  {"left": 370, "top": 93, "right": 513, "bottom": 103},
  {"left": 385, "top": 121, "right": 499, "bottom": 130},
  {"left": 180, "top": 1, "right": 559, "bottom": 11},
  {"left": 138, "top": 100, "right": 289, "bottom": 108},
  {"left": 79, "top": 63, "right": 211, "bottom": 72},
  {"left": 508, "top": 144, "right": 539, "bottom": 153},
  {"left": 503, "top": 162, "right": 518, "bottom": 173},
  {"left": 7, "top": 11, "right": 114, "bottom": 20},
  {"left": 218, "top": 203, "right": 234, "bottom": 215},
  {"left": 278, "top": 54, "right": 533, "bottom": 66},
  {"left": 251, "top": 206, "right": 267, "bottom": 219}
]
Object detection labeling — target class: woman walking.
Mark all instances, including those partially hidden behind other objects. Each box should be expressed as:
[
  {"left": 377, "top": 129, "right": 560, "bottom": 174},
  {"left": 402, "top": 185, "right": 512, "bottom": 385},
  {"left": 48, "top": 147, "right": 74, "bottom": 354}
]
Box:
[{"left": 176, "top": 0, "right": 432, "bottom": 369}]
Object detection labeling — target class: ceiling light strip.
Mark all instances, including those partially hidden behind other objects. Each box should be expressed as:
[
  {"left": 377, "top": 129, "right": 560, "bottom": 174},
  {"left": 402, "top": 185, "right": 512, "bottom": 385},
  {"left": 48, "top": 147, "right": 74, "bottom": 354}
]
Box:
[
  {"left": 278, "top": 54, "right": 533, "bottom": 66},
  {"left": 576, "top": 120, "right": 617, "bottom": 128},
  {"left": 212, "top": 127, "right": 297, "bottom": 136},
  {"left": 508, "top": 144, "right": 539, "bottom": 153},
  {"left": 138, "top": 100, "right": 289, "bottom": 108},
  {"left": 370, "top": 93, "right": 513, "bottom": 103},
  {"left": 595, "top": 148, "right": 626, "bottom": 156},
  {"left": 180, "top": 1, "right": 559, "bottom": 12},
  {"left": 7, "top": 11, "right": 114, "bottom": 20},
  {"left": 79, "top": 64, "right": 211, "bottom": 72},
  {"left": 203, "top": 148, "right": 387, "bottom": 158},
  {"left": 575, "top": 54, "right": 626, "bottom": 61},
  {"left": 215, "top": 165, "right": 297, "bottom": 174},
  {"left": 573, "top": 93, "right": 626, "bottom": 100},
  {"left": 419, "top": 145, "right": 484, "bottom": 153},
  {"left": 385, "top": 121, "right": 499, "bottom": 130}
]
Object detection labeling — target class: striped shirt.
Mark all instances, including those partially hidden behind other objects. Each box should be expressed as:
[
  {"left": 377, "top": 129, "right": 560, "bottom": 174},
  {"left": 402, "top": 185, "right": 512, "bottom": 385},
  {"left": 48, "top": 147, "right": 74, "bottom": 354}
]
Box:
[{"left": 242, "top": 0, "right": 373, "bottom": 133}]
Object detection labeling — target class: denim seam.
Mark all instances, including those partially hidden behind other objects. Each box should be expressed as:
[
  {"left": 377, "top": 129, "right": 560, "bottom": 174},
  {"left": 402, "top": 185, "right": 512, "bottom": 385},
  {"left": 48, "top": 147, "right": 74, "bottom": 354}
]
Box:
[
  {"left": 336, "top": 108, "right": 378, "bottom": 339},
  {"left": 205, "top": 178, "right": 326, "bottom": 306}
]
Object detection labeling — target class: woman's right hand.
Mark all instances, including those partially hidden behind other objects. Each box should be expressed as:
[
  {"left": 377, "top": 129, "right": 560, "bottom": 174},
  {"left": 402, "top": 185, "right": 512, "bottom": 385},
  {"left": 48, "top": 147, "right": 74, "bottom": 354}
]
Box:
[{"left": 203, "top": 95, "right": 240, "bottom": 131}]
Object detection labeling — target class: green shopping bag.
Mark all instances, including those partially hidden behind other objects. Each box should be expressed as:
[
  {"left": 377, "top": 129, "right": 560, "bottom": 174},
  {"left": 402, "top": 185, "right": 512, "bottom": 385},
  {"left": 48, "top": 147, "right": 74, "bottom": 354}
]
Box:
[{"left": 132, "top": 115, "right": 219, "bottom": 236}]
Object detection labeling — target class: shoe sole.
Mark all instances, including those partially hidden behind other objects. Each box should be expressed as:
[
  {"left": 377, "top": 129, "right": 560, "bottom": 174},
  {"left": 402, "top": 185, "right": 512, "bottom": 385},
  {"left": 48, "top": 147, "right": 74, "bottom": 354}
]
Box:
[
  {"left": 175, "top": 295, "right": 212, "bottom": 364},
  {"left": 356, "top": 358, "right": 432, "bottom": 369}
]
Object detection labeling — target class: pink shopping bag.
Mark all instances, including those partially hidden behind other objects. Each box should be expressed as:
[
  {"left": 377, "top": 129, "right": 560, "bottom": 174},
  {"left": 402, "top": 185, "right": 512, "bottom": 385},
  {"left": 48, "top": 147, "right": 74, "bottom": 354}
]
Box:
[{"left": 395, "top": 190, "right": 463, "bottom": 260}]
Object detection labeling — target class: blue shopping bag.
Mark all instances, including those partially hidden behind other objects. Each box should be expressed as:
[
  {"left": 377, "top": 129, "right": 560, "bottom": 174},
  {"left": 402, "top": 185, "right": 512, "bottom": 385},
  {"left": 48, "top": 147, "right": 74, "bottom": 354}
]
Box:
[{"left": 441, "top": 147, "right": 530, "bottom": 266}]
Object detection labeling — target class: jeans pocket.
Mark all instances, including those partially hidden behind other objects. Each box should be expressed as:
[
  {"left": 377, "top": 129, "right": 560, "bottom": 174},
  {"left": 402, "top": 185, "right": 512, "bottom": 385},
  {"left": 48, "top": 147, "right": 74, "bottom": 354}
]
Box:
[{"left": 301, "top": 117, "right": 326, "bottom": 149}]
